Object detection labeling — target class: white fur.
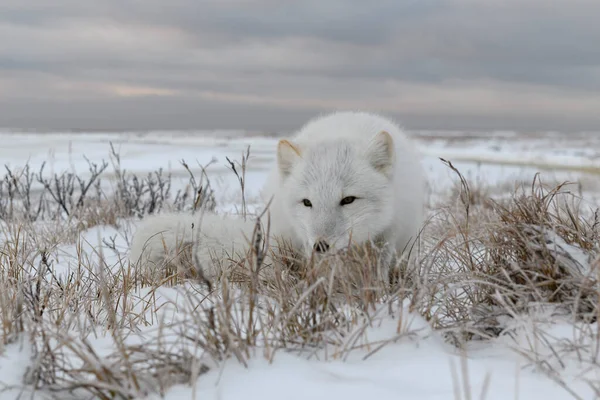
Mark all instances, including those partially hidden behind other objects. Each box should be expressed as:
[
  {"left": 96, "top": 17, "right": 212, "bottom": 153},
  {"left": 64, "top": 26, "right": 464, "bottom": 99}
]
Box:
[
  {"left": 260, "top": 111, "right": 426, "bottom": 271},
  {"left": 128, "top": 212, "right": 260, "bottom": 280},
  {"left": 129, "top": 111, "right": 425, "bottom": 281}
]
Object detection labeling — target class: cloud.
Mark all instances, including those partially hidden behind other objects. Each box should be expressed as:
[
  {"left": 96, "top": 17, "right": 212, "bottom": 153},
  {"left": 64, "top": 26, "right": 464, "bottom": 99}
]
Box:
[{"left": 1, "top": 0, "right": 599, "bottom": 130}]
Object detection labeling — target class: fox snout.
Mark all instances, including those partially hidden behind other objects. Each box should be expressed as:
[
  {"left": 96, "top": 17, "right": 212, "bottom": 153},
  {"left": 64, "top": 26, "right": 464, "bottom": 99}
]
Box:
[
  {"left": 309, "top": 237, "right": 350, "bottom": 255},
  {"left": 313, "top": 240, "right": 330, "bottom": 253}
]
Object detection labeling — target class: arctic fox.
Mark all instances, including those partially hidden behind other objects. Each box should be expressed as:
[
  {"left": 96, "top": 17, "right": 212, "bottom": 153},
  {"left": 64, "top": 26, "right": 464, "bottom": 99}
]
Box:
[
  {"left": 260, "top": 111, "right": 426, "bottom": 273},
  {"left": 129, "top": 111, "right": 425, "bottom": 282}
]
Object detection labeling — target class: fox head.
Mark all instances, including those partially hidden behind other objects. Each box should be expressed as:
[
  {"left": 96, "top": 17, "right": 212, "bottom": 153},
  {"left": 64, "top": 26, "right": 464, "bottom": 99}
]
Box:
[{"left": 275, "top": 131, "right": 396, "bottom": 256}]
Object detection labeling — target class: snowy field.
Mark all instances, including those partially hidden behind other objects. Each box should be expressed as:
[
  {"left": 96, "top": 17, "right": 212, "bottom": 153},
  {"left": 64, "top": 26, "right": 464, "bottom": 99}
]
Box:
[
  {"left": 3, "top": 129, "right": 600, "bottom": 206},
  {"left": 1, "top": 129, "right": 600, "bottom": 399}
]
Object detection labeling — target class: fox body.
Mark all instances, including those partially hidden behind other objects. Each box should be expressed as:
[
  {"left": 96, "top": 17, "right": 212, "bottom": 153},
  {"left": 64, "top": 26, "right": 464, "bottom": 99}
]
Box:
[
  {"left": 128, "top": 212, "right": 260, "bottom": 280},
  {"left": 260, "top": 111, "right": 426, "bottom": 269}
]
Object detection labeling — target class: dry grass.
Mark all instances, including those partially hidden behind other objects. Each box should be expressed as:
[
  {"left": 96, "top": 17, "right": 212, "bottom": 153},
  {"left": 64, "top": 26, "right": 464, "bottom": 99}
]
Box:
[
  {"left": 414, "top": 164, "right": 599, "bottom": 341},
  {"left": 1, "top": 150, "right": 600, "bottom": 399}
]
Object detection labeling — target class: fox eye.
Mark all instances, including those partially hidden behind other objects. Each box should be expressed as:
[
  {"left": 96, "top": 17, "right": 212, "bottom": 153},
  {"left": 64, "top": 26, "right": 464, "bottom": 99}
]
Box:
[
  {"left": 340, "top": 196, "right": 357, "bottom": 206},
  {"left": 302, "top": 199, "right": 313, "bottom": 207}
]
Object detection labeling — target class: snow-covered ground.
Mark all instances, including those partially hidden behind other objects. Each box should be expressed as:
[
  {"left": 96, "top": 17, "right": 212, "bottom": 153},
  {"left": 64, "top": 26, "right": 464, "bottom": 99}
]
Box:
[
  {"left": 3, "top": 129, "right": 600, "bottom": 206},
  {"left": 1, "top": 129, "right": 600, "bottom": 399}
]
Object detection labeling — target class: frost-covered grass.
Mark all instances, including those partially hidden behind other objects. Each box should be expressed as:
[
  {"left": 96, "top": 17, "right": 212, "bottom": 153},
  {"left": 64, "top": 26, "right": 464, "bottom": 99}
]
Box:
[{"left": 1, "top": 131, "right": 600, "bottom": 400}]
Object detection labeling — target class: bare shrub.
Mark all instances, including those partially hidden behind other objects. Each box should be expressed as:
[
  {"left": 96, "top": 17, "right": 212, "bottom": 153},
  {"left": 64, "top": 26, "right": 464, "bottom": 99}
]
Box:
[
  {"left": 0, "top": 143, "right": 215, "bottom": 231},
  {"left": 415, "top": 161, "right": 599, "bottom": 345}
]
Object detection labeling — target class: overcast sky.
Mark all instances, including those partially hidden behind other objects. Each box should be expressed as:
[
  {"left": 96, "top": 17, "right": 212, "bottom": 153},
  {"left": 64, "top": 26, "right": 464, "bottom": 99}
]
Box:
[{"left": 1, "top": 0, "right": 600, "bottom": 132}]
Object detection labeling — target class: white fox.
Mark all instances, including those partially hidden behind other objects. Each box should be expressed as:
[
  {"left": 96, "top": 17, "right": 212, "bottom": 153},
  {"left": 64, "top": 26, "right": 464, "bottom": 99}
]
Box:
[
  {"left": 260, "top": 111, "right": 426, "bottom": 276},
  {"left": 129, "top": 111, "right": 425, "bottom": 282}
]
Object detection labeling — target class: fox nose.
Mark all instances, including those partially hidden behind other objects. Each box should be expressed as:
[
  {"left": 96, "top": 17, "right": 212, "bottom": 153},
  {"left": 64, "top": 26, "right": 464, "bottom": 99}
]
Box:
[{"left": 313, "top": 240, "right": 330, "bottom": 253}]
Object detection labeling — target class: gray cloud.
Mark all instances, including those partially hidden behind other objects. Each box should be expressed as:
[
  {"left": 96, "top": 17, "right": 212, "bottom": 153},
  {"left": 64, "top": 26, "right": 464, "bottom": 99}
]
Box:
[{"left": 1, "top": 0, "right": 600, "bottom": 131}]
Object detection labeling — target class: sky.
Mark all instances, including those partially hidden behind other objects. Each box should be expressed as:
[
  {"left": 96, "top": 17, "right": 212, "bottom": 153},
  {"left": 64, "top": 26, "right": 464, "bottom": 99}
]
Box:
[{"left": 1, "top": 0, "right": 600, "bottom": 132}]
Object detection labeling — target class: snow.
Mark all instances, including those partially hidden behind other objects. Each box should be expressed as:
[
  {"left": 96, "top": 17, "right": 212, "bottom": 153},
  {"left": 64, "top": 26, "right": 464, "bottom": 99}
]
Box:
[
  {"left": 0, "top": 337, "right": 41, "bottom": 399},
  {"left": 2, "top": 129, "right": 600, "bottom": 399},
  {"left": 153, "top": 304, "right": 596, "bottom": 400}
]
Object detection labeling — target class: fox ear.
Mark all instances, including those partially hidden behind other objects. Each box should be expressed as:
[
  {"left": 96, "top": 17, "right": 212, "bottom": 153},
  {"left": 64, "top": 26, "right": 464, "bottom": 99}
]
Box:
[
  {"left": 277, "top": 139, "right": 302, "bottom": 178},
  {"left": 367, "top": 131, "right": 395, "bottom": 176}
]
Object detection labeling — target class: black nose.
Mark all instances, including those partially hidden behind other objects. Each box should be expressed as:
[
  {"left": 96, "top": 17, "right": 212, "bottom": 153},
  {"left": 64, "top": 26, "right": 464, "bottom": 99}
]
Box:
[{"left": 313, "top": 240, "right": 330, "bottom": 253}]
